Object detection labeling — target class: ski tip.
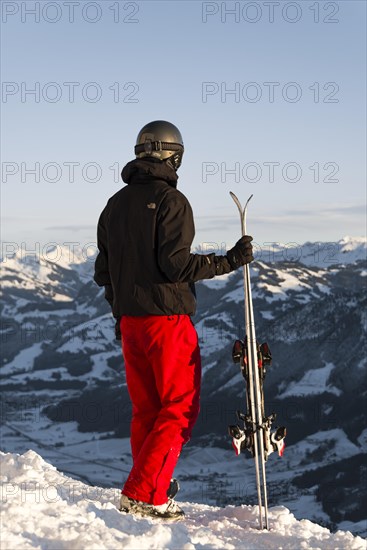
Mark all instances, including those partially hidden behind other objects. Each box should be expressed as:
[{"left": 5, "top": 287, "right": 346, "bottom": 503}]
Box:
[
  {"left": 243, "top": 194, "right": 254, "bottom": 213},
  {"left": 229, "top": 191, "right": 242, "bottom": 210},
  {"left": 230, "top": 192, "right": 254, "bottom": 202}
]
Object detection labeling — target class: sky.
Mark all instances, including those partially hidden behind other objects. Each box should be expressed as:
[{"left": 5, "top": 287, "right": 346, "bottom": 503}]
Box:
[{"left": 1, "top": 0, "right": 366, "bottom": 258}]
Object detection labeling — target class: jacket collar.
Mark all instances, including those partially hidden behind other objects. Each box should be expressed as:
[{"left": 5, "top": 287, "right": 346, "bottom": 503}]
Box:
[{"left": 121, "top": 158, "right": 178, "bottom": 188}]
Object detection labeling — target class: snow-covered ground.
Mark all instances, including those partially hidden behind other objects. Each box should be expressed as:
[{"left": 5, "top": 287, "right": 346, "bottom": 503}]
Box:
[
  {"left": 1, "top": 412, "right": 366, "bottom": 537},
  {"left": 1, "top": 450, "right": 365, "bottom": 550}
]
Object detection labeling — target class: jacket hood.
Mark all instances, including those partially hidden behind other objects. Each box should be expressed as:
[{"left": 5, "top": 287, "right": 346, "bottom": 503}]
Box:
[{"left": 121, "top": 158, "right": 178, "bottom": 188}]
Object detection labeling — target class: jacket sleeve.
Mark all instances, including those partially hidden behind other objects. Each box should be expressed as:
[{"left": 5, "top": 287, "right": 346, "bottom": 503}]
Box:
[
  {"left": 157, "top": 195, "right": 220, "bottom": 283},
  {"left": 94, "top": 205, "right": 112, "bottom": 287}
]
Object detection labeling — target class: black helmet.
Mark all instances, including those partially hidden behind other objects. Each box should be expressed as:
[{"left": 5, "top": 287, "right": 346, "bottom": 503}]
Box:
[{"left": 134, "top": 120, "right": 184, "bottom": 170}]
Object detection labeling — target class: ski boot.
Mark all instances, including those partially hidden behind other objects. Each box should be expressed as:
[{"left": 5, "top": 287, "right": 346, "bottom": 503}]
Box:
[{"left": 119, "top": 494, "right": 185, "bottom": 520}]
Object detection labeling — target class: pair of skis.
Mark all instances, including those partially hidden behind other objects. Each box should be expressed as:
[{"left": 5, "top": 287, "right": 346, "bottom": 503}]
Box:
[{"left": 228, "top": 193, "right": 286, "bottom": 530}]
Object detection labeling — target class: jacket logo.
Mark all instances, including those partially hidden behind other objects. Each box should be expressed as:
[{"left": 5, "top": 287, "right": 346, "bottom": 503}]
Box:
[{"left": 147, "top": 203, "right": 156, "bottom": 209}]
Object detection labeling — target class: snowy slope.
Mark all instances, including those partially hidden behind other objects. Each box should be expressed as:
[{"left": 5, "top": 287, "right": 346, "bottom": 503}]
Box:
[{"left": 1, "top": 450, "right": 364, "bottom": 550}]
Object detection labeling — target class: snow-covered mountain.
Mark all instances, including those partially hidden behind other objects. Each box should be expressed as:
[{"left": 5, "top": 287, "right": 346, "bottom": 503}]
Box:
[
  {"left": 254, "top": 236, "right": 366, "bottom": 266},
  {"left": 1, "top": 450, "right": 365, "bottom": 550},
  {"left": 1, "top": 237, "right": 366, "bottom": 538}
]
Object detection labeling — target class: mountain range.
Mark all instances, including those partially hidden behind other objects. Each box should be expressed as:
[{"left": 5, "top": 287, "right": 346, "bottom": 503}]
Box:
[{"left": 1, "top": 236, "right": 366, "bottom": 537}]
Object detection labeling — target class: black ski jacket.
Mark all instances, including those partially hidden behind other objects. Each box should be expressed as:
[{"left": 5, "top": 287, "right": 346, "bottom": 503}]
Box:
[{"left": 94, "top": 158, "right": 231, "bottom": 317}]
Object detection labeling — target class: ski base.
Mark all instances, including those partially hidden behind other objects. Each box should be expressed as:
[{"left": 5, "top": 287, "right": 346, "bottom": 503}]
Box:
[{"left": 228, "top": 192, "right": 287, "bottom": 530}]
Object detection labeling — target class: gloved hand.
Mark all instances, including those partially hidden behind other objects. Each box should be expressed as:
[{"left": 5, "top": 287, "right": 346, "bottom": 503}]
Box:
[{"left": 226, "top": 235, "right": 254, "bottom": 270}]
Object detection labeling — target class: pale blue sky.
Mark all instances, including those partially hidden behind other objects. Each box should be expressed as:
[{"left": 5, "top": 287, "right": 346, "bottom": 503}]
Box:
[{"left": 1, "top": 1, "right": 366, "bottom": 253}]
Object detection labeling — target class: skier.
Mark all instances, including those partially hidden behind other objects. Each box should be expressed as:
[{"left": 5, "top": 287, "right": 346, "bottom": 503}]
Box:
[{"left": 94, "top": 120, "right": 254, "bottom": 520}]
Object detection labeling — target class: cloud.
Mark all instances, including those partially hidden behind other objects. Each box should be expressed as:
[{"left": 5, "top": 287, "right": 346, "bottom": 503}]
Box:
[
  {"left": 195, "top": 214, "right": 243, "bottom": 230},
  {"left": 196, "top": 204, "right": 366, "bottom": 232},
  {"left": 282, "top": 205, "right": 366, "bottom": 218},
  {"left": 39, "top": 204, "right": 364, "bottom": 243},
  {"left": 45, "top": 225, "right": 96, "bottom": 232}
]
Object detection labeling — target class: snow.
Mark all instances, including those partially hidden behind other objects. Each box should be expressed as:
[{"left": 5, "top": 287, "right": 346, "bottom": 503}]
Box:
[
  {"left": 200, "top": 271, "right": 236, "bottom": 289},
  {"left": 196, "top": 312, "right": 234, "bottom": 354},
  {"left": 269, "top": 237, "right": 367, "bottom": 267},
  {"left": 220, "top": 371, "right": 243, "bottom": 391},
  {"left": 201, "top": 360, "right": 218, "bottom": 376},
  {"left": 222, "top": 286, "right": 244, "bottom": 303},
  {"left": 1, "top": 450, "right": 365, "bottom": 550},
  {"left": 0, "top": 245, "right": 94, "bottom": 297},
  {"left": 0, "top": 355, "right": 121, "bottom": 387},
  {"left": 289, "top": 429, "right": 361, "bottom": 466},
  {"left": 257, "top": 269, "right": 316, "bottom": 303},
  {"left": 1, "top": 366, "right": 74, "bottom": 386},
  {"left": 6, "top": 308, "right": 76, "bottom": 323},
  {"left": 278, "top": 363, "right": 342, "bottom": 399},
  {"left": 0, "top": 245, "right": 94, "bottom": 272},
  {"left": 315, "top": 283, "right": 331, "bottom": 294},
  {"left": 260, "top": 311, "right": 275, "bottom": 320},
  {"left": 200, "top": 266, "right": 260, "bottom": 292},
  {"left": 357, "top": 429, "right": 367, "bottom": 452},
  {"left": 56, "top": 314, "right": 115, "bottom": 353},
  {"left": 339, "top": 236, "right": 366, "bottom": 254},
  {"left": 0, "top": 342, "right": 44, "bottom": 375},
  {"left": 1, "top": 256, "right": 63, "bottom": 290},
  {"left": 88, "top": 351, "right": 123, "bottom": 381}
]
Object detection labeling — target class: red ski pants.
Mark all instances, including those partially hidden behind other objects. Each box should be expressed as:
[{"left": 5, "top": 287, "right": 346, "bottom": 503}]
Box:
[{"left": 120, "top": 314, "right": 201, "bottom": 505}]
